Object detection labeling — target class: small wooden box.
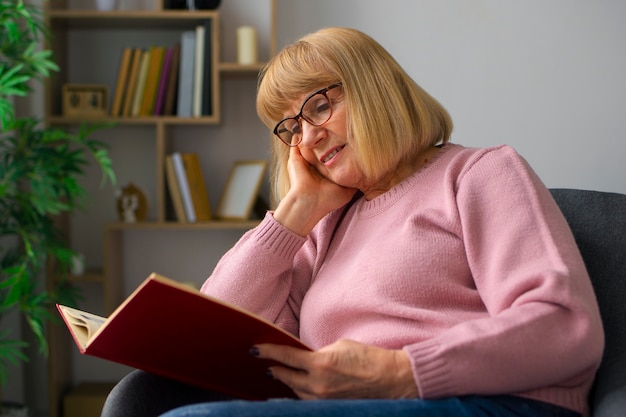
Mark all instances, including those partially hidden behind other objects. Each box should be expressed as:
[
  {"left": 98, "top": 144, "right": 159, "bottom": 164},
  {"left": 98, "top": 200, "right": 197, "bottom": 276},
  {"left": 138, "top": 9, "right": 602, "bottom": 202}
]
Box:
[{"left": 62, "top": 84, "right": 108, "bottom": 117}]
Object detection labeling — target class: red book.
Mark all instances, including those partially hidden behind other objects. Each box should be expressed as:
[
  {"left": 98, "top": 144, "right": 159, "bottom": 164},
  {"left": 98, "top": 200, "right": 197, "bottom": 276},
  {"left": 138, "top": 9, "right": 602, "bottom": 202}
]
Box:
[{"left": 57, "top": 273, "right": 310, "bottom": 400}]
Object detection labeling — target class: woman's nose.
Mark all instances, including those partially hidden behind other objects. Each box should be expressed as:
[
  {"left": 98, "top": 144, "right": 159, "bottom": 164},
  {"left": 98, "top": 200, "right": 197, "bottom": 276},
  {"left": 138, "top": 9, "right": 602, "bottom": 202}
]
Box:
[{"left": 298, "top": 119, "right": 325, "bottom": 147}]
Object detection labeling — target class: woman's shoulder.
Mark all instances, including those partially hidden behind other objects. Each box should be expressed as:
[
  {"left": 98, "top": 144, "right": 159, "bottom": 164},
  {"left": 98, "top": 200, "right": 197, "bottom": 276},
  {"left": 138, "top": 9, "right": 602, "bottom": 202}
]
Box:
[
  {"left": 439, "top": 142, "right": 530, "bottom": 174},
  {"left": 442, "top": 142, "right": 521, "bottom": 159}
]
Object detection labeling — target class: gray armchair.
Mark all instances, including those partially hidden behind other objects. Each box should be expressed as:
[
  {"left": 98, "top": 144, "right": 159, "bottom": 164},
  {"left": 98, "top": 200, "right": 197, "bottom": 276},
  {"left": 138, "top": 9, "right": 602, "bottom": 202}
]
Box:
[{"left": 550, "top": 189, "right": 626, "bottom": 417}]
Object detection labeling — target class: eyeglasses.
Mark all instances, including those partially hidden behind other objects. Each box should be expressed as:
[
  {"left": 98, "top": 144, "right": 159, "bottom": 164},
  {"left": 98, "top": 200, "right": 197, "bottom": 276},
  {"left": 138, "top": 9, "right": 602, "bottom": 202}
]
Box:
[{"left": 273, "top": 83, "right": 342, "bottom": 147}]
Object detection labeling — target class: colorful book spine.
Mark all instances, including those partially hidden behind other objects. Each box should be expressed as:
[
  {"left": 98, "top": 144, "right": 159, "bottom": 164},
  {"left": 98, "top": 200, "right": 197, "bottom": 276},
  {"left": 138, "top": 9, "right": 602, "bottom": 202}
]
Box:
[
  {"left": 121, "top": 48, "right": 143, "bottom": 117},
  {"left": 153, "top": 46, "right": 174, "bottom": 116},
  {"left": 201, "top": 19, "right": 213, "bottom": 116},
  {"left": 176, "top": 31, "right": 196, "bottom": 118},
  {"left": 165, "top": 155, "right": 187, "bottom": 222},
  {"left": 171, "top": 152, "right": 196, "bottom": 223},
  {"left": 181, "top": 153, "right": 212, "bottom": 221},
  {"left": 131, "top": 49, "right": 151, "bottom": 117},
  {"left": 192, "top": 25, "right": 205, "bottom": 118},
  {"left": 111, "top": 47, "right": 132, "bottom": 116},
  {"left": 163, "top": 43, "right": 181, "bottom": 116},
  {"left": 140, "top": 46, "right": 166, "bottom": 116}
]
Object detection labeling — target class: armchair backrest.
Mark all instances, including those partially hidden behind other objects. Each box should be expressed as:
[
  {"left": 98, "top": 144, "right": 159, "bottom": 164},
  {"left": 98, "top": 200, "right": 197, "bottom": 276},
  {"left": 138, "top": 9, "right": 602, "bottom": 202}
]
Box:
[{"left": 550, "top": 188, "right": 626, "bottom": 417}]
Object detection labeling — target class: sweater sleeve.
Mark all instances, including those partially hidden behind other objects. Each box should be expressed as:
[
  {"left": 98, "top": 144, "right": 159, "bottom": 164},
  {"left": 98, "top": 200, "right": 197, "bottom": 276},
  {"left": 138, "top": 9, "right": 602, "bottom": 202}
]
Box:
[
  {"left": 404, "top": 146, "right": 604, "bottom": 400},
  {"left": 200, "top": 208, "right": 344, "bottom": 336},
  {"left": 200, "top": 212, "right": 308, "bottom": 335}
]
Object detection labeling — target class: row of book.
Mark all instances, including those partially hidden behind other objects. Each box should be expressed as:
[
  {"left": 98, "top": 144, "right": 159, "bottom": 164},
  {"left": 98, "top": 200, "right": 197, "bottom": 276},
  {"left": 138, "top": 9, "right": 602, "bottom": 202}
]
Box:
[
  {"left": 165, "top": 152, "right": 212, "bottom": 223},
  {"left": 110, "top": 20, "right": 213, "bottom": 118}
]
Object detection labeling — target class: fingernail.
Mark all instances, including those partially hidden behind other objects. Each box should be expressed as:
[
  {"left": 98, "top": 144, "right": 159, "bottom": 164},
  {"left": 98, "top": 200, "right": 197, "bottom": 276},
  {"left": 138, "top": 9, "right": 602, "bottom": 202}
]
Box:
[{"left": 249, "top": 346, "right": 259, "bottom": 357}]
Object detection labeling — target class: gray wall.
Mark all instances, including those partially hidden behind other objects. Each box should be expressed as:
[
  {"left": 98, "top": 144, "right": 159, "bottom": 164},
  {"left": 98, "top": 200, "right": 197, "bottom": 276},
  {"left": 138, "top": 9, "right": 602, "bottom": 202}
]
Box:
[{"left": 276, "top": 0, "right": 626, "bottom": 194}]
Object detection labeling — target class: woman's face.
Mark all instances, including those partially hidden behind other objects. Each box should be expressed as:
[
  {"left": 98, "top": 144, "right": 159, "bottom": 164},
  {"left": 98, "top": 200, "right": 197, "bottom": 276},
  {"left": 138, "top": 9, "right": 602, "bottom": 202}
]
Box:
[{"left": 287, "top": 85, "right": 368, "bottom": 191}]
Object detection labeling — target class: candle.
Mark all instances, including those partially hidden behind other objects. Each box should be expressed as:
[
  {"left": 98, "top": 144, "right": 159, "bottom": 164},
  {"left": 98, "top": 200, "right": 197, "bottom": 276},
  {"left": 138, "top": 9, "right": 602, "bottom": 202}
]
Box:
[
  {"left": 95, "top": 0, "right": 118, "bottom": 11},
  {"left": 237, "top": 26, "right": 258, "bottom": 65}
]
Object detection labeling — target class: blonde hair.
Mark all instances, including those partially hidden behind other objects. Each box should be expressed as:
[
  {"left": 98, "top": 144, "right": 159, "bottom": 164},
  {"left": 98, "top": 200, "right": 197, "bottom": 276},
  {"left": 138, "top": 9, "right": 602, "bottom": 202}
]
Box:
[{"left": 257, "top": 27, "right": 453, "bottom": 204}]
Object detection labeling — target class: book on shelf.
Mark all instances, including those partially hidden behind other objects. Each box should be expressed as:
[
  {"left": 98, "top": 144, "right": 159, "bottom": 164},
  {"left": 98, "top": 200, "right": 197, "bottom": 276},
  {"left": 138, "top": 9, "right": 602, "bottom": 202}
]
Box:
[
  {"left": 171, "top": 152, "right": 196, "bottom": 222},
  {"left": 163, "top": 43, "right": 181, "bottom": 116},
  {"left": 57, "top": 273, "right": 309, "bottom": 400},
  {"left": 164, "top": 155, "right": 187, "bottom": 222},
  {"left": 192, "top": 24, "right": 205, "bottom": 118},
  {"left": 153, "top": 46, "right": 174, "bottom": 116},
  {"left": 110, "top": 47, "right": 133, "bottom": 117},
  {"left": 181, "top": 153, "right": 212, "bottom": 221},
  {"left": 121, "top": 48, "right": 143, "bottom": 117},
  {"left": 131, "top": 49, "right": 151, "bottom": 117},
  {"left": 177, "top": 31, "right": 196, "bottom": 118},
  {"left": 201, "top": 19, "right": 213, "bottom": 116},
  {"left": 139, "top": 46, "right": 166, "bottom": 116}
]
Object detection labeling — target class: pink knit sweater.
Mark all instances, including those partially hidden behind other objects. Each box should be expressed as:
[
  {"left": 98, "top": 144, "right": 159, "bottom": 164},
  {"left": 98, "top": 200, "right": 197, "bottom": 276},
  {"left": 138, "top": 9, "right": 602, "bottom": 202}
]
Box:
[{"left": 201, "top": 144, "right": 604, "bottom": 416}]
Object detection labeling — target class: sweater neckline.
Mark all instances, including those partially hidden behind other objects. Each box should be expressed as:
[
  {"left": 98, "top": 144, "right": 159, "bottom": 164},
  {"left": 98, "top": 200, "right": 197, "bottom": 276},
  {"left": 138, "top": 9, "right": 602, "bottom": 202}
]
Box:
[{"left": 355, "top": 142, "right": 455, "bottom": 218}]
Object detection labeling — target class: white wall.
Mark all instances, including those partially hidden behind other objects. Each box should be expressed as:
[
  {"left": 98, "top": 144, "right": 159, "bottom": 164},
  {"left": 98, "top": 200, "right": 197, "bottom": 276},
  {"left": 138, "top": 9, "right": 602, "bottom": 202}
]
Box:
[{"left": 276, "top": 0, "right": 626, "bottom": 194}]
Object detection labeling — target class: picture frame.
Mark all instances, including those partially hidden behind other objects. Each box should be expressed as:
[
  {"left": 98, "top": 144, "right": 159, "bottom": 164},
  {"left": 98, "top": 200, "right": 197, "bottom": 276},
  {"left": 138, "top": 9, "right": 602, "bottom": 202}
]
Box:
[
  {"left": 216, "top": 160, "right": 267, "bottom": 220},
  {"left": 62, "top": 83, "right": 109, "bottom": 117}
]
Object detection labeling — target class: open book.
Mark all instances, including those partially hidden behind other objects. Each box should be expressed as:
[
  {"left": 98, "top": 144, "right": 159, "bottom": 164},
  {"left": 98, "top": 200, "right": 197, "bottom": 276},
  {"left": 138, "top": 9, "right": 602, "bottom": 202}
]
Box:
[{"left": 57, "top": 273, "right": 310, "bottom": 400}]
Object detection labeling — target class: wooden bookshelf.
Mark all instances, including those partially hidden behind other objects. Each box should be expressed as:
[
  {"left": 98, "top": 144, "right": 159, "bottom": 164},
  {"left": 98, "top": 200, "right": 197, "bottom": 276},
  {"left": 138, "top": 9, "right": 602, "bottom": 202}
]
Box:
[{"left": 44, "top": 1, "right": 276, "bottom": 416}]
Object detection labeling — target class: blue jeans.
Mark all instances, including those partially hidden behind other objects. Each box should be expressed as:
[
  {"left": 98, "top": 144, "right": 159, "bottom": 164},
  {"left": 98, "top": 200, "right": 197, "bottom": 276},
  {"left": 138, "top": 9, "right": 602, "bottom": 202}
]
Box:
[
  {"left": 159, "top": 395, "right": 581, "bottom": 417},
  {"left": 102, "top": 370, "right": 580, "bottom": 417}
]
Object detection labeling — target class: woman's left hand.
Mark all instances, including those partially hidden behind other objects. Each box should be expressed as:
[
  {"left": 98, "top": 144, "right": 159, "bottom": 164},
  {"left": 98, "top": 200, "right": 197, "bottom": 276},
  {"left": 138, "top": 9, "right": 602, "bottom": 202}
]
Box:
[{"left": 252, "top": 339, "right": 419, "bottom": 400}]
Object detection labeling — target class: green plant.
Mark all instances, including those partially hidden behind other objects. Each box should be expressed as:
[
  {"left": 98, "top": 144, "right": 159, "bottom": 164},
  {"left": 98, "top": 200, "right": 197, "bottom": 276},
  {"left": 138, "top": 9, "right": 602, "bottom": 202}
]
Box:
[{"left": 0, "top": 0, "right": 116, "bottom": 385}]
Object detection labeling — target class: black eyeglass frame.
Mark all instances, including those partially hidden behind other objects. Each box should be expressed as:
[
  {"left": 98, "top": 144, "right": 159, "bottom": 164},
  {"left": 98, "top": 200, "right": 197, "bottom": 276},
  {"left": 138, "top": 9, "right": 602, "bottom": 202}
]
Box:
[{"left": 272, "top": 83, "right": 343, "bottom": 147}]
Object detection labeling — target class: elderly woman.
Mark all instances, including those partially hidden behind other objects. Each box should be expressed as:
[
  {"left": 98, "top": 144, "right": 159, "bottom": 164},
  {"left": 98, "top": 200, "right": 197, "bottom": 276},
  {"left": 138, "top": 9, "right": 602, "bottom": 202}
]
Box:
[{"left": 102, "top": 27, "right": 603, "bottom": 417}]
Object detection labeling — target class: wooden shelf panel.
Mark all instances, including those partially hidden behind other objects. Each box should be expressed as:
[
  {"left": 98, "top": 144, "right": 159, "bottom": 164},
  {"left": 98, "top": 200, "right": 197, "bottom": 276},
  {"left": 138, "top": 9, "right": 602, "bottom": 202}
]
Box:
[
  {"left": 47, "top": 10, "right": 218, "bottom": 29},
  {"left": 53, "top": 268, "right": 105, "bottom": 284},
  {"left": 67, "top": 268, "right": 106, "bottom": 283},
  {"left": 219, "top": 62, "right": 266, "bottom": 77},
  {"left": 106, "top": 220, "right": 261, "bottom": 231},
  {"left": 46, "top": 116, "right": 220, "bottom": 126}
]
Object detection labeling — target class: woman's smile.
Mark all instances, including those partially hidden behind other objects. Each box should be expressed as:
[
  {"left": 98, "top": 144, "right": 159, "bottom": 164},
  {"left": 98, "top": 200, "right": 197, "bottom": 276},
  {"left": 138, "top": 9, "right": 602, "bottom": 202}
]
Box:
[{"left": 321, "top": 145, "right": 346, "bottom": 165}]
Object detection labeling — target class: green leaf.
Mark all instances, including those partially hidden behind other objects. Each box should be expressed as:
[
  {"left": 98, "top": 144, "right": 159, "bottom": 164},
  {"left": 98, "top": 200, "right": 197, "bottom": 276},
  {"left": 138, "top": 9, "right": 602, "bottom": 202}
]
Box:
[
  {"left": 0, "top": 64, "right": 30, "bottom": 93},
  {"left": 0, "top": 330, "right": 29, "bottom": 386}
]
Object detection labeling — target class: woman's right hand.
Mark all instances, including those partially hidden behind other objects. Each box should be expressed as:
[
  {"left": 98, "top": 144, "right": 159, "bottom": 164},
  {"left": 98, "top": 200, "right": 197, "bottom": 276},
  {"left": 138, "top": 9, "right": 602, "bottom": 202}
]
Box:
[{"left": 273, "top": 146, "right": 357, "bottom": 236}]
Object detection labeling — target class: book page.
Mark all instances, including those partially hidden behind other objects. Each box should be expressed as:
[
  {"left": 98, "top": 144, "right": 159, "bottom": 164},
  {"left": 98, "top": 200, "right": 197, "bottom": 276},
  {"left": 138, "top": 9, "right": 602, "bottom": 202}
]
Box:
[{"left": 59, "top": 305, "right": 107, "bottom": 349}]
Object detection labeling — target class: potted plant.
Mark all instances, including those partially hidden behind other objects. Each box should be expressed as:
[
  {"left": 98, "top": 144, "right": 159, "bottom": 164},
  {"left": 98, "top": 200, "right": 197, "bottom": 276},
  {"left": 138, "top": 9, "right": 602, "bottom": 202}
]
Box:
[{"left": 0, "top": 0, "right": 116, "bottom": 405}]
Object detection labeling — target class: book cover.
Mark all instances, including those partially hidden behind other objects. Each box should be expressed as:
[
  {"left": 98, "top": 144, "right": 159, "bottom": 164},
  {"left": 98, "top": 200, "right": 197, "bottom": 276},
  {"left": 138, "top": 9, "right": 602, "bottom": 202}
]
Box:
[
  {"left": 139, "top": 46, "right": 166, "bottom": 116},
  {"left": 163, "top": 43, "right": 181, "bottom": 116},
  {"left": 181, "top": 153, "right": 212, "bottom": 221},
  {"left": 176, "top": 31, "right": 196, "bottom": 118},
  {"left": 110, "top": 47, "right": 133, "bottom": 116},
  {"left": 121, "top": 48, "right": 143, "bottom": 117},
  {"left": 131, "top": 49, "right": 151, "bottom": 117},
  {"left": 201, "top": 19, "right": 213, "bottom": 116},
  {"left": 171, "top": 152, "right": 196, "bottom": 223},
  {"left": 165, "top": 155, "right": 187, "bottom": 222},
  {"left": 192, "top": 25, "right": 205, "bottom": 118},
  {"left": 153, "top": 46, "right": 174, "bottom": 116},
  {"left": 57, "top": 273, "right": 309, "bottom": 400}
]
